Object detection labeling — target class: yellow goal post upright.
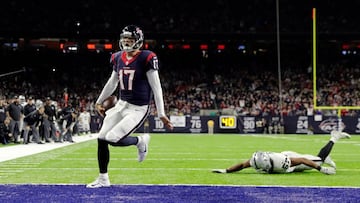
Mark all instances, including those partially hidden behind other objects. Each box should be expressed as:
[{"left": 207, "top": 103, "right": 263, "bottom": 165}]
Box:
[{"left": 312, "top": 7, "right": 360, "bottom": 132}]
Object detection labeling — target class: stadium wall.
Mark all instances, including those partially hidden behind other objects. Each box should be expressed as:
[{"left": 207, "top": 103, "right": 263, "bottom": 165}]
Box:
[{"left": 90, "top": 115, "right": 360, "bottom": 134}]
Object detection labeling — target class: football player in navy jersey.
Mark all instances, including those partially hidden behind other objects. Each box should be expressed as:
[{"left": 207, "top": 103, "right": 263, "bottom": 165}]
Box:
[
  {"left": 87, "top": 25, "right": 173, "bottom": 188},
  {"left": 212, "top": 130, "right": 350, "bottom": 175}
]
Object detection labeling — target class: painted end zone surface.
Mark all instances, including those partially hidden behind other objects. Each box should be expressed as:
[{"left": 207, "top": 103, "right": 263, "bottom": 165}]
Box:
[{"left": 0, "top": 184, "right": 359, "bottom": 202}]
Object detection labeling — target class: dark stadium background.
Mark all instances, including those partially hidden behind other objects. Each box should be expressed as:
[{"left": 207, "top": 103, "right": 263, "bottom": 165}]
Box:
[
  {"left": 1, "top": 1, "right": 360, "bottom": 202},
  {"left": 2, "top": 1, "right": 360, "bottom": 134}
]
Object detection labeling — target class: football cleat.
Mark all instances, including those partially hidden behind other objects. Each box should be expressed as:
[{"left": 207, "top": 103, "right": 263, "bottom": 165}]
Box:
[
  {"left": 86, "top": 177, "right": 110, "bottom": 188},
  {"left": 319, "top": 166, "right": 336, "bottom": 175},
  {"left": 324, "top": 156, "right": 336, "bottom": 169},
  {"left": 330, "top": 130, "right": 351, "bottom": 143},
  {"left": 137, "top": 134, "right": 150, "bottom": 162}
]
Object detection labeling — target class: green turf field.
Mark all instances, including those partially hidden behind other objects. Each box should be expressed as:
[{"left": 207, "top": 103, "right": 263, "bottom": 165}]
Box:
[{"left": 0, "top": 134, "right": 359, "bottom": 187}]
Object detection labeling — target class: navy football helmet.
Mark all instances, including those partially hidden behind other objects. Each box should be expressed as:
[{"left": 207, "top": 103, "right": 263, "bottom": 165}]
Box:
[{"left": 119, "top": 25, "right": 144, "bottom": 52}]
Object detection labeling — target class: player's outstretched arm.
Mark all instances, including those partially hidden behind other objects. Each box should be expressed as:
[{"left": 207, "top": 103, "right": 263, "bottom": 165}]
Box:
[
  {"left": 96, "top": 70, "right": 119, "bottom": 105},
  {"left": 212, "top": 160, "right": 251, "bottom": 174}
]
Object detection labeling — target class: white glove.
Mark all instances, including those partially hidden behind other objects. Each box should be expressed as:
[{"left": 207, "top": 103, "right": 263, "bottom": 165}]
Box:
[
  {"left": 320, "top": 167, "right": 336, "bottom": 175},
  {"left": 212, "top": 169, "right": 227, "bottom": 174}
]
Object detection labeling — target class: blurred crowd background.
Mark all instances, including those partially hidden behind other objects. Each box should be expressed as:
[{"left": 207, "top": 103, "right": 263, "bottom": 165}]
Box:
[{"left": 1, "top": 1, "right": 360, "bottom": 143}]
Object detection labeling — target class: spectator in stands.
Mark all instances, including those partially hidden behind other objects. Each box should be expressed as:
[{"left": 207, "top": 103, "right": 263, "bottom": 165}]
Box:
[{"left": 78, "top": 107, "right": 91, "bottom": 134}]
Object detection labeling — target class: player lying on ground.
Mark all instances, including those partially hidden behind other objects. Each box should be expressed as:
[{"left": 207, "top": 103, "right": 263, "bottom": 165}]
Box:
[{"left": 212, "top": 130, "right": 351, "bottom": 175}]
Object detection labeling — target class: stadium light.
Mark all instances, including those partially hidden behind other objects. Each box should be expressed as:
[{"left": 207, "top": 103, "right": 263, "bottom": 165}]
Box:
[
  {"left": 200, "top": 44, "right": 208, "bottom": 50},
  {"left": 168, "top": 44, "right": 175, "bottom": 49},
  {"left": 87, "top": 43, "right": 96, "bottom": 50},
  {"left": 182, "top": 44, "right": 191, "bottom": 49},
  {"left": 217, "top": 44, "right": 225, "bottom": 50},
  {"left": 104, "top": 43, "right": 113, "bottom": 50}
]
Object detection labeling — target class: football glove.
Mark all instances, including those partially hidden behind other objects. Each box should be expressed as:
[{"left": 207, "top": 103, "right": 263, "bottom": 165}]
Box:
[{"left": 212, "top": 169, "right": 227, "bottom": 174}]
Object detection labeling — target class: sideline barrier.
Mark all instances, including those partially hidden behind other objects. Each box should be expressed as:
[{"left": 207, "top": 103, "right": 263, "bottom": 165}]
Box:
[{"left": 90, "top": 115, "right": 360, "bottom": 134}]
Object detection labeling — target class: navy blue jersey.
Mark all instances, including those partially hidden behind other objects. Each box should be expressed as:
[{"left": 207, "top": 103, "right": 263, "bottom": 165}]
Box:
[{"left": 110, "top": 50, "right": 158, "bottom": 105}]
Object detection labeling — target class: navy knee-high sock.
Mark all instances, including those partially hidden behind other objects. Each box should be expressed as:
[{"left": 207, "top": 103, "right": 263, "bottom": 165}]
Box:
[
  {"left": 98, "top": 138, "right": 109, "bottom": 173},
  {"left": 110, "top": 136, "right": 138, "bottom": 147},
  {"left": 317, "top": 141, "right": 334, "bottom": 161}
]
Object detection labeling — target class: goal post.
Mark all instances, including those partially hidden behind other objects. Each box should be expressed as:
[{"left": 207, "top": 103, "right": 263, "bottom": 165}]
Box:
[{"left": 312, "top": 7, "right": 360, "bottom": 132}]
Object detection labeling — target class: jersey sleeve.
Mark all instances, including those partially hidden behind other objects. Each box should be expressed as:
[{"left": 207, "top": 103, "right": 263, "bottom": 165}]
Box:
[
  {"left": 110, "top": 52, "right": 122, "bottom": 72},
  {"left": 145, "top": 51, "right": 159, "bottom": 71},
  {"left": 146, "top": 69, "right": 166, "bottom": 118},
  {"left": 96, "top": 70, "right": 119, "bottom": 104}
]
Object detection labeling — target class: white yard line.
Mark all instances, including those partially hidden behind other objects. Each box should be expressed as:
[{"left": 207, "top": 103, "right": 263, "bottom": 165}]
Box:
[{"left": 0, "top": 134, "right": 97, "bottom": 163}]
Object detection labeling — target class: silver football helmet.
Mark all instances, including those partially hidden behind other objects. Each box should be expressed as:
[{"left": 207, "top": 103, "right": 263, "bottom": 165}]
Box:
[{"left": 250, "top": 151, "right": 273, "bottom": 172}]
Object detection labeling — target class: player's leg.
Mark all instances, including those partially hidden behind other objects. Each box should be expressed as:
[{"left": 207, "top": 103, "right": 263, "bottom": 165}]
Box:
[
  {"left": 49, "top": 122, "right": 57, "bottom": 141},
  {"left": 42, "top": 119, "right": 51, "bottom": 142},
  {"left": 22, "top": 125, "right": 30, "bottom": 144},
  {"left": 109, "top": 104, "right": 150, "bottom": 162},
  {"left": 31, "top": 126, "right": 42, "bottom": 144},
  {"left": 87, "top": 105, "right": 124, "bottom": 188},
  {"left": 316, "top": 131, "right": 351, "bottom": 168},
  {"left": 316, "top": 141, "right": 334, "bottom": 161},
  {"left": 9, "top": 120, "right": 17, "bottom": 143}
]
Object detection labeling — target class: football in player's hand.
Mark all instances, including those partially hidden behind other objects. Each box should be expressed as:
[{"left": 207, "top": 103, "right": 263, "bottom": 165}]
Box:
[
  {"left": 99, "top": 95, "right": 117, "bottom": 116},
  {"left": 103, "top": 95, "right": 117, "bottom": 111}
]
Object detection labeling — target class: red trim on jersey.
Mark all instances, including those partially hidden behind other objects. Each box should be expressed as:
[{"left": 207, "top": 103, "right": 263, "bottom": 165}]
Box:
[
  {"left": 110, "top": 53, "right": 116, "bottom": 63},
  {"left": 146, "top": 52, "right": 156, "bottom": 64},
  {"left": 110, "top": 53, "right": 117, "bottom": 69},
  {"left": 121, "top": 51, "right": 142, "bottom": 65}
]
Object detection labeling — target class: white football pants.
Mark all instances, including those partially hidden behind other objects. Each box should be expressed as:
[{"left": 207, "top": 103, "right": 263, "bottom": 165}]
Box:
[{"left": 98, "top": 99, "right": 149, "bottom": 143}]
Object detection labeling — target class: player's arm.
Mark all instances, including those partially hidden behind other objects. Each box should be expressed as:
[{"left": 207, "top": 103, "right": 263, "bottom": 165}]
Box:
[
  {"left": 290, "top": 157, "right": 335, "bottom": 175},
  {"left": 146, "top": 69, "right": 173, "bottom": 130},
  {"left": 212, "top": 160, "right": 251, "bottom": 173},
  {"left": 96, "top": 70, "right": 119, "bottom": 112}
]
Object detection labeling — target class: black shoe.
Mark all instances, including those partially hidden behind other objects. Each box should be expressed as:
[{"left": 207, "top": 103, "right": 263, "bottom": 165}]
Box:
[
  {"left": 37, "top": 142, "right": 44, "bottom": 144},
  {"left": 14, "top": 141, "right": 20, "bottom": 144}
]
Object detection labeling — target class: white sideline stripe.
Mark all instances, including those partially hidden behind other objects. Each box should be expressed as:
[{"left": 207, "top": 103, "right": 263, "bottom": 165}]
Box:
[
  {"left": 0, "top": 134, "right": 97, "bottom": 163},
  {"left": 1, "top": 167, "right": 360, "bottom": 172}
]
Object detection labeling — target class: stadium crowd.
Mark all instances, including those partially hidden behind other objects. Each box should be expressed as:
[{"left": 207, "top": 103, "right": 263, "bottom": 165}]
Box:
[
  {"left": 1, "top": 51, "right": 359, "bottom": 144},
  {"left": 1, "top": 1, "right": 360, "bottom": 144}
]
